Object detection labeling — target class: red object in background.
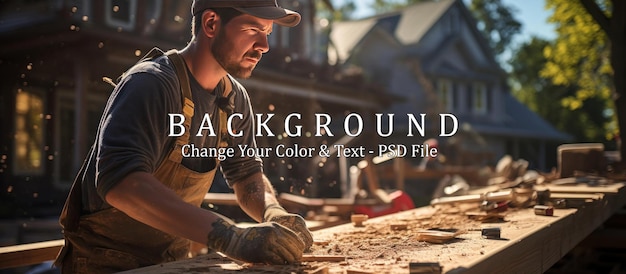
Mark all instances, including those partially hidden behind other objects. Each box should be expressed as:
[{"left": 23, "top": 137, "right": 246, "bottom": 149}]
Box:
[{"left": 353, "top": 190, "right": 415, "bottom": 218}]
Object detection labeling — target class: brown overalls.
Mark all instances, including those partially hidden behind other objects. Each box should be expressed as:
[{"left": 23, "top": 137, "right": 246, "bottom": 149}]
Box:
[{"left": 54, "top": 49, "right": 232, "bottom": 273}]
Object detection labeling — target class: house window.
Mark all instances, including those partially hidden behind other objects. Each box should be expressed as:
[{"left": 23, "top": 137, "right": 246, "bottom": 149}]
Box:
[
  {"left": 105, "top": 0, "right": 138, "bottom": 31},
  {"left": 437, "top": 79, "right": 454, "bottom": 112},
  {"left": 472, "top": 82, "right": 488, "bottom": 114},
  {"left": 14, "top": 89, "right": 45, "bottom": 175}
]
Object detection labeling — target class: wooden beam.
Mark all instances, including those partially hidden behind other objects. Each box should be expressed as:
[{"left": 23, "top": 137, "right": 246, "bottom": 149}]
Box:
[
  {"left": 121, "top": 182, "right": 626, "bottom": 274},
  {"left": 300, "top": 255, "right": 346, "bottom": 262},
  {"left": 203, "top": 193, "right": 239, "bottom": 206},
  {"left": 0, "top": 239, "right": 64, "bottom": 269}
]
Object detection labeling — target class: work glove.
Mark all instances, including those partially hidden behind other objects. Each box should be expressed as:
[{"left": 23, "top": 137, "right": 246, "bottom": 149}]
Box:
[
  {"left": 206, "top": 217, "right": 305, "bottom": 264},
  {"left": 263, "top": 204, "right": 314, "bottom": 251}
]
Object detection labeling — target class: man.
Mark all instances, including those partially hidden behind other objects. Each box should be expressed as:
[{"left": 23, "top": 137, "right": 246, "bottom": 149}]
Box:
[{"left": 54, "top": 1, "right": 313, "bottom": 273}]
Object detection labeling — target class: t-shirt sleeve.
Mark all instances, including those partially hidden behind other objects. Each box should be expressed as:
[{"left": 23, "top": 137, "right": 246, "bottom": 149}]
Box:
[
  {"left": 219, "top": 83, "right": 263, "bottom": 185},
  {"left": 95, "top": 68, "right": 179, "bottom": 199}
]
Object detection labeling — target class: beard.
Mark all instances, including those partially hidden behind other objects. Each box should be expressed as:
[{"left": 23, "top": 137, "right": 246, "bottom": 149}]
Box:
[{"left": 211, "top": 28, "right": 261, "bottom": 79}]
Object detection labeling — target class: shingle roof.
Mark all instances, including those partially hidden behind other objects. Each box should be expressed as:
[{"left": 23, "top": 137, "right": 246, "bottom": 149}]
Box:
[
  {"left": 469, "top": 94, "right": 572, "bottom": 141},
  {"left": 394, "top": 0, "right": 455, "bottom": 45},
  {"left": 330, "top": 0, "right": 455, "bottom": 63}
]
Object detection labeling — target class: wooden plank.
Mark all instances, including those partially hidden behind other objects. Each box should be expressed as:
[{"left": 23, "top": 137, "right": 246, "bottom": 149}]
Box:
[
  {"left": 549, "top": 192, "right": 603, "bottom": 200},
  {"left": 203, "top": 193, "right": 239, "bottom": 206},
  {"left": 0, "top": 239, "right": 64, "bottom": 269},
  {"left": 123, "top": 182, "right": 626, "bottom": 274},
  {"left": 300, "top": 255, "right": 346, "bottom": 262},
  {"left": 545, "top": 183, "right": 624, "bottom": 194},
  {"left": 459, "top": 208, "right": 578, "bottom": 273}
]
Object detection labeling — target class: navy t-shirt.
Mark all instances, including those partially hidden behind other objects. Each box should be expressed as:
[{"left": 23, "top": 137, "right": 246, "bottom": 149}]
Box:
[{"left": 80, "top": 54, "right": 262, "bottom": 212}]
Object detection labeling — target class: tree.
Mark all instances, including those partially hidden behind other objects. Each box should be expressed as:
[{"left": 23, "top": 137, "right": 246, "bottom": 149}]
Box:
[
  {"left": 468, "top": 0, "right": 522, "bottom": 59},
  {"left": 542, "top": 0, "right": 626, "bottom": 157},
  {"left": 319, "top": 0, "right": 356, "bottom": 21},
  {"left": 371, "top": 0, "right": 428, "bottom": 14},
  {"left": 510, "top": 37, "right": 609, "bottom": 142},
  {"left": 367, "top": 0, "right": 521, "bottom": 61}
]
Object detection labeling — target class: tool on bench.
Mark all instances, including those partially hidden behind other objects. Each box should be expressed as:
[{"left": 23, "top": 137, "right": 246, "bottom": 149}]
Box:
[
  {"left": 430, "top": 186, "right": 541, "bottom": 208},
  {"left": 352, "top": 155, "right": 415, "bottom": 217},
  {"left": 480, "top": 200, "right": 508, "bottom": 212},
  {"left": 533, "top": 205, "right": 554, "bottom": 216},
  {"left": 481, "top": 227, "right": 501, "bottom": 239}
]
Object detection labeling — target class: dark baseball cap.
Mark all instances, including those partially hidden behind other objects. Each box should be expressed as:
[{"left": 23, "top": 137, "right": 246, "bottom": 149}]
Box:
[{"left": 192, "top": 0, "right": 301, "bottom": 27}]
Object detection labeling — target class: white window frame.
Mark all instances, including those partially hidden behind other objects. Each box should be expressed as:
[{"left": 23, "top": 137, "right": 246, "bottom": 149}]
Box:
[
  {"left": 105, "top": 0, "right": 138, "bottom": 31},
  {"left": 437, "top": 79, "right": 454, "bottom": 112},
  {"left": 472, "top": 82, "right": 488, "bottom": 114}
]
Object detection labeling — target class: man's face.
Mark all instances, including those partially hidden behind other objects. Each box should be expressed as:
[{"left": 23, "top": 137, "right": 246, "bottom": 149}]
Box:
[{"left": 211, "top": 14, "right": 273, "bottom": 78}]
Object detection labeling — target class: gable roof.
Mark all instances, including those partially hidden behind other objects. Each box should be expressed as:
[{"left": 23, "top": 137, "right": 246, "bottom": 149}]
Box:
[
  {"left": 330, "top": 0, "right": 456, "bottom": 64},
  {"left": 394, "top": 0, "right": 455, "bottom": 45},
  {"left": 329, "top": 19, "right": 377, "bottom": 64}
]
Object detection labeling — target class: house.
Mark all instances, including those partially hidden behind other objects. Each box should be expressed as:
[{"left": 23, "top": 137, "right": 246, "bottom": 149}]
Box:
[
  {"left": 328, "top": 0, "right": 571, "bottom": 171},
  {"left": 0, "top": 0, "right": 389, "bottom": 217}
]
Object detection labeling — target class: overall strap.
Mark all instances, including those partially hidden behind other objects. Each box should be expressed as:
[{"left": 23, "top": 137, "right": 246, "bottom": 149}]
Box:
[
  {"left": 217, "top": 77, "right": 233, "bottom": 149},
  {"left": 165, "top": 50, "right": 194, "bottom": 164},
  {"left": 165, "top": 50, "right": 235, "bottom": 162}
]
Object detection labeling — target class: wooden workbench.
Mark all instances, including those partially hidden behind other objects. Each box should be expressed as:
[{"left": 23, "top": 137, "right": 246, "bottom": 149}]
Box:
[{"left": 121, "top": 182, "right": 626, "bottom": 274}]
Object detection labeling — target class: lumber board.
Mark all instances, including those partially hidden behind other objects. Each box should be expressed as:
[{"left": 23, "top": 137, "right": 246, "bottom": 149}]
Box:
[
  {"left": 0, "top": 239, "right": 64, "bottom": 269},
  {"left": 545, "top": 182, "right": 624, "bottom": 194},
  {"left": 203, "top": 193, "right": 239, "bottom": 206},
  {"left": 117, "top": 182, "right": 626, "bottom": 274}
]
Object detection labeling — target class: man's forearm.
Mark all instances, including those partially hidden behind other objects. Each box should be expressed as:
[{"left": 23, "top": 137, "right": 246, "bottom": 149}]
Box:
[
  {"left": 232, "top": 172, "right": 281, "bottom": 222},
  {"left": 105, "top": 171, "right": 222, "bottom": 244}
]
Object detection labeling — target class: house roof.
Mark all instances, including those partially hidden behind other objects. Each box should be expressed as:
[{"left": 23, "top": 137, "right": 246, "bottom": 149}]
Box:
[
  {"left": 394, "top": 0, "right": 455, "bottom": 45},
  {"left": 468, "top": 94, "right": 572, "bottom": 141},
  {"left": 329, "top": 19, "right": 378, "bottom": 64},
  {"left": 330, "top": 0, "right": 455, "bottom": 64}
]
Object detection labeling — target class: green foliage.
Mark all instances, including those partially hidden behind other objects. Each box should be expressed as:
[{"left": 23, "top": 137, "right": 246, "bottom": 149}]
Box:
[
  {"left": 468, "top": 0, "right": 522, "bottom": 57},
  {"left": 317, "top": 0, "right": 356, "bottom": 21},
  {"left": 510, "top": 37, "right": 610, "bottom": 142},
  {"left": 540, "top": 0, "right": 616, "bottom": 140},
  {"left": 370, "top": 0, "right": 429, "bottom": 14}
]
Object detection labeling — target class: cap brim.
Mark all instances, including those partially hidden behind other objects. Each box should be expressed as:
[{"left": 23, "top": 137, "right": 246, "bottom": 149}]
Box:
[{"left": 234, "top": 6, "right": 301, "bottom": 27}]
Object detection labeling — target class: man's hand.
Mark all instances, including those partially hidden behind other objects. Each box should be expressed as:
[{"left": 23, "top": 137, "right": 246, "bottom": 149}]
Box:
[
  {"left": 263, "top": 205, "right": 314, "bottom": 251},
  {"left": 206, "top": 218, "right": 305, "bottom": 264}
]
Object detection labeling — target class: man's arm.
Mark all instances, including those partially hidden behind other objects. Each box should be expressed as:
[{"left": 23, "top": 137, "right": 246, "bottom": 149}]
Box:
[
  {"left": 231, "top": 172, "right": 279, "bottom": 222},
  {"left": 232, "top": 172, "right": 314, "bottom": 250},
  {"left": 105, "top": 171, "right": 218, "bottom": 244},
  {"left": 105, "top": 171, "right": 306, "bottom": 264}
]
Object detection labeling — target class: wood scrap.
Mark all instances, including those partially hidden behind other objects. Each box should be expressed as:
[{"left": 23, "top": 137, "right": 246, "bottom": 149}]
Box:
[
  {"left": 390, "top": 224, "right": 408, "bottom": 230},
  {"left": 415, "top": 230, "right": 461, "bottom": 244},
  {"left": 346, "top": 268, "right": 375, "bottom": 274},
  {"left": 351, "top": 214, "right": 368, "bottom": 227},
  {"left": 304, "top": 266, "right": 329, "bottom": 274},
  {"left": 465, "top": 211, "right": 506, "bottom": 222},
  {"left": 313, "top": 239, "right": 330, "bottom": 246},
  {"left": 300, "top": 255, "right": 346, "bottom": 262}
]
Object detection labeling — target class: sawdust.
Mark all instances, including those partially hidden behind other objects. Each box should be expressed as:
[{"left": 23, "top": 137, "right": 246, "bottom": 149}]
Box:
[
  {"left": 300, "top": 205, "right": 504, "bottom": 273},
  {"left": 125, "top": 205, "right": 580, "bottom": 273}
]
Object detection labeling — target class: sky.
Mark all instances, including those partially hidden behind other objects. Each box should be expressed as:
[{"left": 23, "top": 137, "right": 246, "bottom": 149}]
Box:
[{"left": 336, "top": 0, "right": 557, "bottom": 48}]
